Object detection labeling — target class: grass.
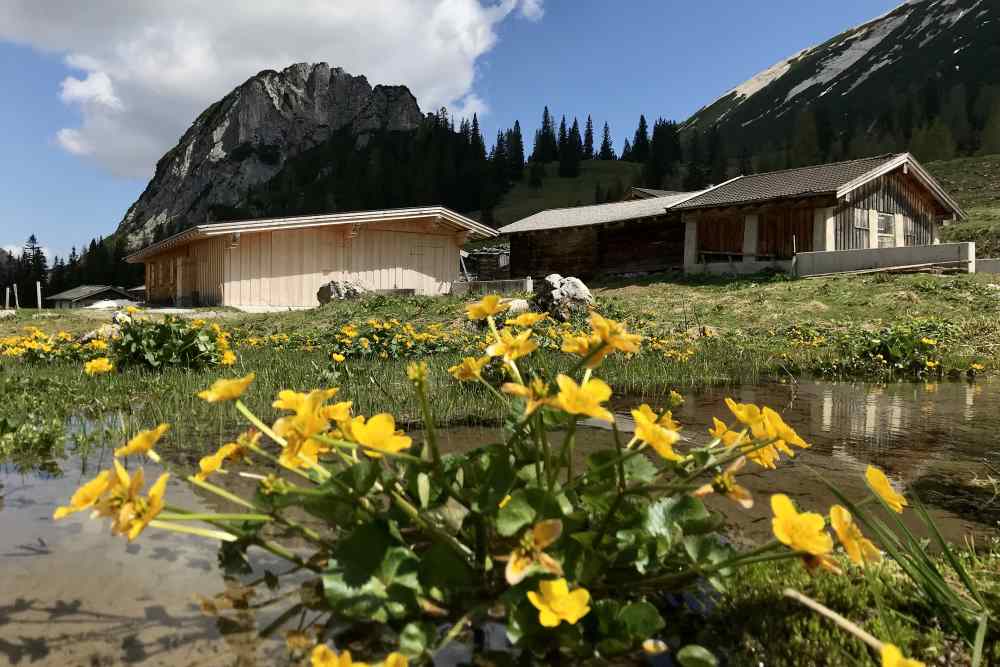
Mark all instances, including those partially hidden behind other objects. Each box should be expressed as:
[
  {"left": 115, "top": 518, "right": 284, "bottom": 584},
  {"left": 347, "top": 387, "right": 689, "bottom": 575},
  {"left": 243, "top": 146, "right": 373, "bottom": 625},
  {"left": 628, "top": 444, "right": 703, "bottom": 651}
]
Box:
[{"left": 470, "top": 159, "right": 642, "bottom": 232}]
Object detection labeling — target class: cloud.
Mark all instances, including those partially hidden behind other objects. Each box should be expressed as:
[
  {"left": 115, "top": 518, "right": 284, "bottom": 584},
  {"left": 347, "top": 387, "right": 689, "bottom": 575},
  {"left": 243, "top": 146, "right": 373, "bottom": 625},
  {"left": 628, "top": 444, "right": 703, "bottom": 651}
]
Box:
[{"left": 0, "top": 1, "right": 543, "bottom": 179}]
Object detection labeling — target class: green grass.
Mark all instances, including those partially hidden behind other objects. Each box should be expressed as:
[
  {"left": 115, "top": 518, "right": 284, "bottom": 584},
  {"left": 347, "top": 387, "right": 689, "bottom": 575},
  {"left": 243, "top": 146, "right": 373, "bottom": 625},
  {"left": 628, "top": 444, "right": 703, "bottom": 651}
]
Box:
[
  {"left": 470, "top": 159, "right": 642, "bottom": 232},
  {"left": 925, "top": 153, "right": 1000, "bottom": 257}
]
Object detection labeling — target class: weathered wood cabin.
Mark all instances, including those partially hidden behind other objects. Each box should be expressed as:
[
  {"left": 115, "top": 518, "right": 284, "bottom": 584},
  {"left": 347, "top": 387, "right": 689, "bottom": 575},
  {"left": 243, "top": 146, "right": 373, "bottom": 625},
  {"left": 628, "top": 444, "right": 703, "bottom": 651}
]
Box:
[
  {"left": 500, "top": 191, "right": 706, "bottom": 279},
  {"left": 126, "top": 207, "right": 497, "bottom": 307},
  {"left": 45, "top": 285, "right": 134, "bottom": 309},
  {"left": 500, "top": 153, "right": 966, "bottom": 278}
]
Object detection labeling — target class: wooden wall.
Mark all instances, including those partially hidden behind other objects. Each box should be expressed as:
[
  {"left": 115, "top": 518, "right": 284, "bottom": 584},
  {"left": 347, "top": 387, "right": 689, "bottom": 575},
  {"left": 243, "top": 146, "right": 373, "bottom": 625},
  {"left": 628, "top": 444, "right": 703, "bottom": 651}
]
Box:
[
  {"left": 696, "top": 211, "right": 744, "bottom": 257},
  {"left": 834, "top": 168, "right": 942, "bottom": 250},
  {"left": 758, "top": 207, "right": 814, "bottom": 258},
  {"left": 508, "top": 216, "right": 684, "bottom": 280},
  {"left": 142, "top": 221, "right": 462, "bottom": 307}
]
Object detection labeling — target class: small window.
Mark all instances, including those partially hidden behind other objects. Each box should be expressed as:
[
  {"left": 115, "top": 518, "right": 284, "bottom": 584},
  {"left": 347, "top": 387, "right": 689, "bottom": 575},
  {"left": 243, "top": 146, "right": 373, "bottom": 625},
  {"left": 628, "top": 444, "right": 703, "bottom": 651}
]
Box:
[
  {"left": 853, "top": 210, "right": 869, "bottom": 230},
  {"left": 877, "top": 213, "right": 895, "bottom": 248}
]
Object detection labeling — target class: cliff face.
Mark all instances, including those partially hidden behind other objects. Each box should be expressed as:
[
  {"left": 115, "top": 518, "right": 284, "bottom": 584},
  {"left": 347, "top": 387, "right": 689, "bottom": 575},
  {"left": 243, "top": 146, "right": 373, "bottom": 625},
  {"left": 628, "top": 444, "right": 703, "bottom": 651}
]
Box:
[{"left": 117, "top": 63, "right": 423, "bottom": 247}]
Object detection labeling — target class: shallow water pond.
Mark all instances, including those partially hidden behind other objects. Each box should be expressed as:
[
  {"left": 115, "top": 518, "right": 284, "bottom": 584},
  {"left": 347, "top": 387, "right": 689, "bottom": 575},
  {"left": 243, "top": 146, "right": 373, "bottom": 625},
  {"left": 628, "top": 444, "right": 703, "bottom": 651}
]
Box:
[{"left": 1, "top": 379, "right": 998, "bottom": 664}]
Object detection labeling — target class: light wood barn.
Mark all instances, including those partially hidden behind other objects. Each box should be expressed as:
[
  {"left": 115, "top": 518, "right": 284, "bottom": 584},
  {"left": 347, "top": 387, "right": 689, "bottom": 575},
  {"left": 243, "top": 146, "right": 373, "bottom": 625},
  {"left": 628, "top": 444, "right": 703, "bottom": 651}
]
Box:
[{"left": 125, "top": 207, "right": 498, "bottom": 307}]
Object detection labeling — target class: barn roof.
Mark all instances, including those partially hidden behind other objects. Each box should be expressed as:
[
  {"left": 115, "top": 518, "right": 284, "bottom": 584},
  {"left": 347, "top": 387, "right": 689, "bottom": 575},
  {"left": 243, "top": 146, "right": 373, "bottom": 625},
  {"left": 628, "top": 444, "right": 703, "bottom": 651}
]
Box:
[
  {"left": 46, "top": 285, "right": 132, "bottom": 303},
  {"left": 498, "top": 190, "right": 707, "bottom": 234},
  {"left": 673, "top": 153, "right": 965, "bottom": 217},
  {"left": 629, "top": 187, "right": 683, "bottom": 199},
  {"left": 126, "top": 206, "right": 498, "bottom": 263}
]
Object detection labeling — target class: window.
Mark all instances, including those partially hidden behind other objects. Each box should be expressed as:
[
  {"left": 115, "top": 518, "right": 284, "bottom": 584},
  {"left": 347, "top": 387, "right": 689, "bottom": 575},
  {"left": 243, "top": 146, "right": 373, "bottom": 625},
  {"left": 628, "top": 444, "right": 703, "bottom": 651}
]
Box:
[
  {"left": 877, "top": 213, "right": 895, "bottom": 248},
  {"left": 853, "top": 209, "right": 869, "bottom": 230}
]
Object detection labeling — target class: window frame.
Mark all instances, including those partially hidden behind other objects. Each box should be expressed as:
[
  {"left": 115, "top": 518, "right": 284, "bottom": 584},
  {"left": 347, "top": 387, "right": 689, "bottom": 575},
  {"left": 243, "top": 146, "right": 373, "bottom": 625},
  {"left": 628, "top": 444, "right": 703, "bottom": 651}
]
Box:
[{"left": 876, "top": 212, "right": 895, "bottom": 248}]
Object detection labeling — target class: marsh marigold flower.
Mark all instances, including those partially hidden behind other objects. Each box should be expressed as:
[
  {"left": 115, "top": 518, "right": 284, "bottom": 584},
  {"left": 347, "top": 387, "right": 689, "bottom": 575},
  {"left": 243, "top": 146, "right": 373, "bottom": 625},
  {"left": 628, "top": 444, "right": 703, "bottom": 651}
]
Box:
[
  {"left": 198, "top": 373, "right": 255, "bottom": 402},
  {"left": 53, "top": 470, "right": 112, "bottom": 519},
  {"left": 694, "top": 457, "right": 753, "bottom": 508},
  {"left": 220, "top": 350, "right": 237, "bottom": 366},
  {"left": 84, "top": 357, "right": 114, "bottom": 376},
  {"left": 865, "top": 465, "right": 908, "bottom": 513},
  {"left": 506, "top": 519, "right": 564, "bottom": 585},
  {"left": 881, "top": 644, "right": 924, "bottom": 667},
  {"left": 508, "top": 312, "right": 546, "bottom": 327},
  {"left": 589, "top": 312, "right": 641, "bottom": 354},
  {"left": 349, "top": 414, "right": 412, "bottom": 458},
  {"left": 560, "top": 332, "right": 610, "bottom": 368},
  {"left": 486, "top": 328, "right": 538, "bottom": 362},
  {"left": 448, "top": 356, "right": 490, "bottom": 381},
  {"left": 466, "top": 294, "right": 509, "bottom": 320},
  {"left": 90, "top": 460, "right": 168, "bottom": 541},
  {"left": 770, "top": 494, "right": 833, "bottom": 556},
  {"left": 526, "top": 578, "right": 591, "bottom": 628},
  {"left": 502, "top": 377, "right": 552, "bottom": 417},
  {"left": 630, "top": 404, "right": 681, "bottom": 461},
  {"left": 406, "top": 361, "right": 428, "bottom": 382},
  {"left": 554, "top": 374, "right": 613, "bottom": 423},
  {"left": 272, "top": 389, "right": 339, "bottom": 469},
  {"left": 830, "top": 504, "right": 880, "bottom": 566},
  {"left": 114, "top": 423, "right": 170, "bottom": 461},
  {"left": 331, "top": 353, "right": 346, "bottom": 363}
]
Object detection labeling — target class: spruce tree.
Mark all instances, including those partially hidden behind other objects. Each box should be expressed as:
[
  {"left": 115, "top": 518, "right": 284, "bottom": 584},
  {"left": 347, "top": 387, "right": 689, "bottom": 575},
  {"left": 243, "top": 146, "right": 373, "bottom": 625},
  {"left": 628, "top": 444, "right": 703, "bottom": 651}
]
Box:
[
  {"left": 683, "top": 131, "right": 708, "bottom": 190},
  {"left": 507, "top": 120, "right": 525, "bottom": 181},
  {"left": 583, "top": 115, "right": 594, "bottom": 159},
  {"left": 630, "top": 114, "right": 650, "bottom": 163},
  {"left": 532, "top": 107, "right": 558, "bottom": 162},
  {"left": 621, "top": 139, "right": 632, "bottom": 162},
  {"left": 598, "top": 122, "right": 616, "bottom": 160},
  {"left": 557, "top": 116, "right": 568, "bottom": 162},
  {"left": 560, "top": 117, "right": 583, "bottom": 177}
]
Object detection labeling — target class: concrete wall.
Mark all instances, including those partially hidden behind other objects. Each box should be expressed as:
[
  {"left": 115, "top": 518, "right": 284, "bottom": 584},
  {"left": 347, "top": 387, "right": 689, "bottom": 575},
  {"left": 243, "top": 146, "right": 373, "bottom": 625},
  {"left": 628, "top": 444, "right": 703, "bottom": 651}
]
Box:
[
  {"left": 685, "top": 259, "right": 794, "bottom": 275},
  {"left": 794, "top": 242, "right": 975, "bottom": 277},
  {"left": 976, "top": 258, "right": 1000, "bottom": 274}
]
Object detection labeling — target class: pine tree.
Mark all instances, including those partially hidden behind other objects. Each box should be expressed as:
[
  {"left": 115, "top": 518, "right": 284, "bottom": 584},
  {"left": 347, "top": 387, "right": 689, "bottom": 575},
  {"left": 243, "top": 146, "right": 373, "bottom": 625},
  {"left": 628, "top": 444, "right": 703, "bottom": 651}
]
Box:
[
  {"left": 598, "top": 122, "right": 616, "bottom": 160},
  {"left": 557, "top": 116, "right": 568, "bottom": 162},
  {"left": 644, "top": 118, "right": 675, "bottom": 189},
  {"left": 630, "top": 114, "right": 650, "bottom": 163},
  {"left": 621, "top": 139, "right": 632, "bottom": 162},
  {"left": 506, "top": 120, "right": 525, "bottom": 181},
  {"left": 683, "top": 131, "right": 708, "bottom": 190},
  {"left": 560, "top": 118, "right": 584, "bottom": 177},
  {"left": 790, "top": 111, "right": 821, "bottom": 167},
  {"left": 978, "top": 100, "right": 1000, "bottom": 156},
  {"left": 583, "top": 115, "right": 594, "bottom": 159},
  {"left": 532, "top": 106, "right": 558, "bottom": 162}
]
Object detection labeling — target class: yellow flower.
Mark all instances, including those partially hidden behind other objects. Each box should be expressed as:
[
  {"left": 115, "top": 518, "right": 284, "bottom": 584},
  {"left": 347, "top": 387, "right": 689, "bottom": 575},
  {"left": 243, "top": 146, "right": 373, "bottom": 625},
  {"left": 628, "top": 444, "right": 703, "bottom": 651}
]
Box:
[
  {"left": 195, "top": 441, "right": 251, "bottom": 481},
  {"left": 632, "top": 404, "right": 681, "bottom": 431},
  {"left": 331, "top": 353, "right": 346, "bottom": 363},
  {"left": 272, "top": 389, "right": 338, "bottom": 469},
  {"left": 125, "top": 305, "right": 141, "bottom": 315},
  {"left": 53, "top": 470, "right": 112, "bottom": 519},
  {"left": 84, "top": 357, "right": 114, "bottom": 376},
  {"left": 114, "top": 423, "right": 170, "bottom": 460},
  {"left": 526, "top": 578, "right": 591, "bottom": 627},
  {"left": 865, "top": 465, "right": 908, "bottom": 513},
  {"left": 87, "top": 339, "right": 108, "bottom": 351},
  {"left": 724, "top": 398, "right": 809, "bottom": 459},
  {"left": 406, "top": 361, "right": 428, "bottom": 382},
  {"left": 630, "top": 405, "right": 681, "bottom": 461},
  {"left": 220, "top": 350, "right": 237, "bottom": 366},
  {"left": 93, "top": 460, "right": 168, "bottom": 541},
  {"left": 970, "top": 362, "right": 984, "bottom": 371},
  {"left": 881, "top": 643, "right": 924, "bottom": 667},
  {"left": 589, "top": 312, "right": 641, "bottom": 354},
  {"left": 466, "top": 294, "right": 509, "bottom": 320},
  {"left": 770, "top": 494, "right": 833, "bottom": 557},
  {"left": 448, "top": 356, "right": 490, "bottom": 381},
  {"left": 340, "top": 324, "right": 358, "bottom": 338},
  {"left": 502, "top": 377, "right": 552, "bottom": 417},
  {"left": 508, "top": 312, "right": 546, "bottom": 327},
  {"left": 350, "top": 414, "right": 412, "bottom": 458},
  {"left": 709, "top": 417, "right": 778, "bottom": 469},
  {"left": 382, "top": 654, "right": 408, "bottom": 667},
  {"left": 924, "top": 360, "right": 938, "bottom": 369},
  {"left": 694, "top": 457, "right": 753, "bottom": 508},
  {"left": 197, "top": 373, "right": 256, "bottom": 402},
  {"left": 830, "top": 504, "right": 881, "bottom": 566},
  {"left": 311, "top": 645, "right": 368, "bottom": 667},
  {"left": 506, "top": 520, "right": 564, "bottom": 585},
  {"left": 486, "top": 328, "right": 538, "bottom": 362},
  {"left": 498, "top": 494, "right": 512, "bottom": 509},
  {"left": 554, "top": 374, "right": 613, "bottom": 423},
  {"left": 920, "top": 337, "right": 937, "bottom": 346}
]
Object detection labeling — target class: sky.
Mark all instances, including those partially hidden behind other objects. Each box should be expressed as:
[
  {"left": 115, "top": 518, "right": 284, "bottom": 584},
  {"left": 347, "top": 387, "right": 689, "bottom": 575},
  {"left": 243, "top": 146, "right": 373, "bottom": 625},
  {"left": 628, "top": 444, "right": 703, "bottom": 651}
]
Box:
[{"left": 0, "top": 0, "right": 902, "bottom": 260}]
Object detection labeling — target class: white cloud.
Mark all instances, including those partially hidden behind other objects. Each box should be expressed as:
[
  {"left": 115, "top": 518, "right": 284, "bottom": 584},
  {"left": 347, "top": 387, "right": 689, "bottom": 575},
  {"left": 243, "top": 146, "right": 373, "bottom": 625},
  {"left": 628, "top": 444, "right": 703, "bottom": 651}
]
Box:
[{"left": 0, "top": 1, "right": 543, "bottom": 178}]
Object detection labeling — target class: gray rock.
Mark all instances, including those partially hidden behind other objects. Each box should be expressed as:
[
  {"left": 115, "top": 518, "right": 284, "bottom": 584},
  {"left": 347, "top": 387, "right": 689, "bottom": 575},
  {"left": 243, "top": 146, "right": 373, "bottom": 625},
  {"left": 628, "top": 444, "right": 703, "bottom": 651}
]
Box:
[
  {"left": 317, "top": 280, "right": 368, "bottom": 304},
  {"left": 81, "top": 323, "right": 121, "bottom": 342},
  {"left": 532, "top": 274, "right": 594, "bottom": 321},
  {"left": 505, "top": 298, "right": 530, "bottom": 314},
  {"left": 116, "top": 63, "right": 424, "bottom": 248}
]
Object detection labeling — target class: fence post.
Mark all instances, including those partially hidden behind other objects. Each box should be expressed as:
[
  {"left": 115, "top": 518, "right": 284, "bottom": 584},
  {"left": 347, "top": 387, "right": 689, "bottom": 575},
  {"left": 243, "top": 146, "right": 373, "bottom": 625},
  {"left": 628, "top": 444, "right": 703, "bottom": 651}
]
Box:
[
  {"left": 13, "top": 284, "right": 19, "bottom": 309},
  {"left": 4, "top": 286, "right": 8, "bottom": 310},
  {"left": 525, "top": 276, "right": 533, "bottom": 293},
  {"left": 36, "top": 281, "right": 42, "bottom": 309}
]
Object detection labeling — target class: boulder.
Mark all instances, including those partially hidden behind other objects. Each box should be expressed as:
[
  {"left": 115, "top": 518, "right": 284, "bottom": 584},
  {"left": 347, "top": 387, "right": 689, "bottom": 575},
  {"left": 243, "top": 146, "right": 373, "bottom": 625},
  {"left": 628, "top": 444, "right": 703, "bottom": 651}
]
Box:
[
  {"left": 81, "top": 323, "right": 121, "bottom": 342},
  {"left": 505, "top": 298, "right": 530, "bottom": 315},
  {"left": 317, "top": 280, "right": 368, "bottom": 304},
  {"left": 532, "top": 274, "right": 594, "bottom": 321}
]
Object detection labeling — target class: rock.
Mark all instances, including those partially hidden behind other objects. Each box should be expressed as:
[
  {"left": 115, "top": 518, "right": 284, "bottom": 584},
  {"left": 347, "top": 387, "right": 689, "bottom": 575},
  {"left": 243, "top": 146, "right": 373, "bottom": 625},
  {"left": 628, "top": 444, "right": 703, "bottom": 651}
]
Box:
[
  {"left": 317, "top": 280, "right": 368, "bottom": 304},
  {"left": 0, "top": 310, "right": 13, "bottom": 319},
  {"left": 532, "top": 274, "right": 594, "bottom": 321},
  {"left": 112, "top": 309, "right": 134, "bottom": 326},
  {"left": 684, "top": 325, "right": 719, "bottom": 339},
  {"left": 117, "top": 63, "right": 424, "bottom": 248},
  {"left": 505, "top": 298, "right": 530, "bottom": 314},
  {"left": 81, "top": 323, "right": 121, "bottom": 342}
]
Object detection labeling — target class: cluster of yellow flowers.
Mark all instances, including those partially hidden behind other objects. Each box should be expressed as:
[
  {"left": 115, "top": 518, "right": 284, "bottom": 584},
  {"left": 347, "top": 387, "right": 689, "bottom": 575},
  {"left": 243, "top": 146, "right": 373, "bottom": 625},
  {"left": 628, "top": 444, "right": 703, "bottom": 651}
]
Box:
[
  {"left": 1, "top": 326, "right": 108, "bottom": 361},
  {"left": 52, "top": 424, "right": 172, "bottom": 540}
]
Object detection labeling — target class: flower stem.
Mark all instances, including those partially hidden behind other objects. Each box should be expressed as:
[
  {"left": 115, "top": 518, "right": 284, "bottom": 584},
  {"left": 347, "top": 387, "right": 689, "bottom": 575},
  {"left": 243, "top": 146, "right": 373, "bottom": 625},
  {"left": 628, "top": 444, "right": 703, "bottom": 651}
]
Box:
[
  {"left": 783, "top": 588, "right": 884, "bottom": 652},
  {"left": 148, "top": 519, "right": 238, "bottom": 542}
]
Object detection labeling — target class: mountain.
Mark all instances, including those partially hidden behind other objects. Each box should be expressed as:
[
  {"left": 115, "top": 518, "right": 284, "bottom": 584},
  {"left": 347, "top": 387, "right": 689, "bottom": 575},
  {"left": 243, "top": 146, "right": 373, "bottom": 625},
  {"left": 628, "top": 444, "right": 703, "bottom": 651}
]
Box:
[
  {"left": 116, "top": 63, "right": 423, "bottom": 247},
  {"left": 684, "top": 0, "right": 1000, "bottom": 162}
]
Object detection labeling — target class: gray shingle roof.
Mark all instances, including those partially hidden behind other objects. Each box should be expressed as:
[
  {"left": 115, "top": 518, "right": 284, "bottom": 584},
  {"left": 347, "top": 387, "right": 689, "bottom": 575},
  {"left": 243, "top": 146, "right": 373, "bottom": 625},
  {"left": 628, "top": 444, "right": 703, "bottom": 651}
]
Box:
[
  {"left": 630, "top": 187, "right": 682, "bottom": 199},
  {"left": 498, "top": 190, "right": 706, "bottom": 234},
  {"left": 674, "top": 154, "right": 901, "bottom": 210},
  {"left": 46, "top": 285, "right": 132, "bottom": 302}
]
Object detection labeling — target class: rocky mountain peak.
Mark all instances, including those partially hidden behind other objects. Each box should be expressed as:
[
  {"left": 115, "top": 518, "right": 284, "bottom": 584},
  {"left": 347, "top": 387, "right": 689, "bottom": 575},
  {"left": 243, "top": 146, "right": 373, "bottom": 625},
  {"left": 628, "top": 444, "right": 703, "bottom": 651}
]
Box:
[{"left": 118, "top": 63, "right": 423, "bottom": 247}]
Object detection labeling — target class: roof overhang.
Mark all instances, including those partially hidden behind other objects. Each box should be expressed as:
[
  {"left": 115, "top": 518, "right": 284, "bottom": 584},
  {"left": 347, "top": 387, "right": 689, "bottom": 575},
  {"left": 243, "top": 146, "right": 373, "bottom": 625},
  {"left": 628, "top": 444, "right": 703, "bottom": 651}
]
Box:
[
  {"left": 125, "top": 206, "right": 498, "bottom": 263},
  {"left": 836, "top": 153, "right": 966, "bottom": 220}
]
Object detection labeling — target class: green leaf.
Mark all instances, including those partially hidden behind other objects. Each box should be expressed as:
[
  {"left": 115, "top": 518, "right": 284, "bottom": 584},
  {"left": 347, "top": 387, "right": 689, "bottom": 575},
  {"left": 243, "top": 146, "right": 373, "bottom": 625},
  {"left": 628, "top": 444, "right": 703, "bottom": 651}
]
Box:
[
  {"left": 333, "top": 520, "right": 395, "bottom": 586},
  {"left": 677, "top": 644, "right": 718, "bottom": 667},
  {"left": 419, "top": 542, "right": 475, "bottom": 593},
  {"left": 497, "top": 491, "right": 536, "bottom": 536},
  {"left": 398, "top": 621, "right": 435, "bottom": 658},
  {"left": 417, "top": 472, "right": 431, "bottom": 509},
  {"left": 618, "top": 601, "right": 665, "bottom": 640}
]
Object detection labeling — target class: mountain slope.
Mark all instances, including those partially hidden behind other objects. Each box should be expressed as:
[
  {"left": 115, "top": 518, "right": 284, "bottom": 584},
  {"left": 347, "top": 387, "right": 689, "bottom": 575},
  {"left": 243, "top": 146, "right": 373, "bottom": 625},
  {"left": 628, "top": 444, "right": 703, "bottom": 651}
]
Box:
[
  {"left": 685, "top": 0, "right": 1000, "bottom": 153},
  {"left": 116, "top": 63, "right": 423, "bottom": 248}
]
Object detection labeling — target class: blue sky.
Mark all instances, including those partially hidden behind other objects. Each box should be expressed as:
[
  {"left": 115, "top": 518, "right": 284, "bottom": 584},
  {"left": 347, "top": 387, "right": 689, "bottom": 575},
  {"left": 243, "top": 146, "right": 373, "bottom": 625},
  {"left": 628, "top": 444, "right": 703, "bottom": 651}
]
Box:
[{"left": 0, "top": 0, "right": 901, "bottom": 260}]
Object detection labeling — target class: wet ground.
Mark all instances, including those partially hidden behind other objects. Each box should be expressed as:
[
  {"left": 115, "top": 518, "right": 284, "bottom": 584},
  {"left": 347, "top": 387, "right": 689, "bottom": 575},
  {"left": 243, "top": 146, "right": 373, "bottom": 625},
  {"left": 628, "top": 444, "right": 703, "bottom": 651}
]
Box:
[{"left": 2, "top": 379, "right": 998, "bottom": 665}]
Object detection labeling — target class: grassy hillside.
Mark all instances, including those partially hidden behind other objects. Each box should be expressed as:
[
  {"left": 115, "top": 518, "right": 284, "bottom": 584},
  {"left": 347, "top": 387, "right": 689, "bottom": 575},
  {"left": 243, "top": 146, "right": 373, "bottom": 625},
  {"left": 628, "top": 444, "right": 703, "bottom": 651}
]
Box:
[
  {"left": 927, "top": 153, "right": 1000, "bottom": 256},
  {"left": 473, "top": 159, "right": 642, "bottom": 233}
]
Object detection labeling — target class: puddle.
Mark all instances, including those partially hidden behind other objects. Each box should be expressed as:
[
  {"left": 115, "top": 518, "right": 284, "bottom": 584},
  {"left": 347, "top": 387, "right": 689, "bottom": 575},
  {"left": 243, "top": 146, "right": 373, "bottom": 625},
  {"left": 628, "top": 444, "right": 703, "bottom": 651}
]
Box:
[{"left": 2, "top": 379, "right": 998, "bottom": 664}]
